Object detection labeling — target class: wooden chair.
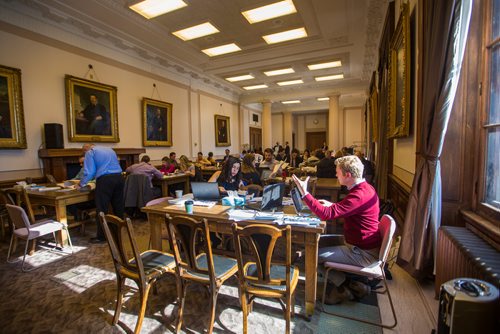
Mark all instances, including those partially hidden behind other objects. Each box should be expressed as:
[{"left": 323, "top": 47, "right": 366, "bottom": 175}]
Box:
[
  {"left": 232, "top": 223, "right": 299, "bottom": 334},
  {"left": 145, "top": 196, "right": 173, "bottom": 249},
  {"left": 99, "top": 213, "right": 178, "bottom": 334},
  {"left": 0, "top": 189, "right": 15, "bottom": 240},
  {"left": 320, "top": 214, "right": 398, "bottom": 329},
  {"left": 207, "top": 170, "right": 221, "bottom": 183},
  {"left": 166, "top": 215, "right": 238, "bottom": 333}
]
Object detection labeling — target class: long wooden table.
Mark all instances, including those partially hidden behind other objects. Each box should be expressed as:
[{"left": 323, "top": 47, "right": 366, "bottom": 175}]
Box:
[
  {"left": 26, "top": 188, "right": 94, "bottom": 245},
  {"left": 142, "top": 203, "right": 325, "bottom": 318},
  {"left": 154, "top": 173, "right": 190, "bottom": 197}
]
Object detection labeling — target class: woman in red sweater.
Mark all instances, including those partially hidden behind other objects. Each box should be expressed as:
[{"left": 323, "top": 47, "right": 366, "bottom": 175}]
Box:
[{"left": 292, "top": 155, "right": 380, "bottom": 304}]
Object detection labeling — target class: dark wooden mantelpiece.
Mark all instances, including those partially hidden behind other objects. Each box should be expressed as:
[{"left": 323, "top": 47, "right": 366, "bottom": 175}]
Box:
[{"left": 38, "top": 148, "right": 145, "bottom": 181}]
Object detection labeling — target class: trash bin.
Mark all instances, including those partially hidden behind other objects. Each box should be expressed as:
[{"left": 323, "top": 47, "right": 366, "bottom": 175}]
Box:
[{"left": 437, "top": 278, "right": 499, "bottom": 334}]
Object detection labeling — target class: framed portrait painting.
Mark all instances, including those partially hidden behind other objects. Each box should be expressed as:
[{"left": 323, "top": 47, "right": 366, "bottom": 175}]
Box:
[
  {"left": 0, "top": 65, "right": 26, "bottom": 149},
  {"left": 142, "top": 98, "right": 172, "bottom": 147},
  {"left": 65, "top": 75, "right": 119, "bottom": 142},
  {"left": 214, "top": 114, "right": 230, "bottom": 147},
  {"left": 388, "top": 3, "right": 411, "bottom": 138}
]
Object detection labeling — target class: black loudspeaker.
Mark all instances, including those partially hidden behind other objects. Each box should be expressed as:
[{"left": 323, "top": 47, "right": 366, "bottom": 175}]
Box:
[{"left": 44, "top": 123, "right": 64, "bottom": 149}]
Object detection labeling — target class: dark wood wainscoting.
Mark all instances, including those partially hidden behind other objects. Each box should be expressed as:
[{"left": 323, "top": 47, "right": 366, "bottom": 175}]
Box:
[{"left": 387, "top": 173, "right": 411, "bottom": 231}]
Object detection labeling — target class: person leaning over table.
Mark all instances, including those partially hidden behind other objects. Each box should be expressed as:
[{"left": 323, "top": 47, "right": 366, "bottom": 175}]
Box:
[
  {"left": 292, "top": 155, "right": 381, "bottom": 304},
  {"left": 77, "top": 144, "right": 124, "bottom": 244},
  {"left": 207, "top": 151, "right": 216, "bottom": 166},
  {"left": 159, "top": 156, "right": 176, "bottom": 174},
  {"left": 196, "top": 151, "right": 212, "bottom": 166}
]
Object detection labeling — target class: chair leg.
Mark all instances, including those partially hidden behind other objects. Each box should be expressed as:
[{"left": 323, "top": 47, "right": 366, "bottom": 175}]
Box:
[
  {"left": 241, "top": 292, "right": 248, "bottom": 334},
  {"left": 176, "top": 280, "right": 187, "bottom": 333},
  {"left": 285, "top": 293, "right": 291, "bottom": 334},
  {"left": 21, "top": 239, "right": 30, "bottom": 272},
  {"left": 381, "top": 274, "right": 398, "bottom": 328},
  {"left": 207, "top": 288, "right": 219, "bottom": 334},
  {"left": 112, "top": 275, "right": 126, "bottom": 325},
  {"left": 320, "top": 267, "right": 333, "bottom": 309},
  {"left": 6, "top": 234, "right": 16, "bottom": 263},
  {"left": 134, "top": 283, "right": 152, "bottom": 334}
]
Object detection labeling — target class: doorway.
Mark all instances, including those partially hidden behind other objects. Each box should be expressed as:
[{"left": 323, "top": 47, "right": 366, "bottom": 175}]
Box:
[
  {"left": 305, "top": 131, "right": 326, "bottom": 151},
  {"left": 249, "top": 127, "right": 262, "bottom": 151}
]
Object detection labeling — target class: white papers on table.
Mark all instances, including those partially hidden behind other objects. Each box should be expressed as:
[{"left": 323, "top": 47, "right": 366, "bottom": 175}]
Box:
[{"left": 228, "top": 209, "right": 256, "bottom": 221}]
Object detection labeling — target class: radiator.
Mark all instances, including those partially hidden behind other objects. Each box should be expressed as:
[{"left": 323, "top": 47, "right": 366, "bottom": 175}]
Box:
[{"left": 435, "top": 226, "right": 500, "bottom": 296}]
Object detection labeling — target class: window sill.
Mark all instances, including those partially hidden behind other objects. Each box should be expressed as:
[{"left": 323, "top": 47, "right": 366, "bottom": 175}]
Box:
[{"left": 460, "top": 210, "right": 500, "bottom": 251}]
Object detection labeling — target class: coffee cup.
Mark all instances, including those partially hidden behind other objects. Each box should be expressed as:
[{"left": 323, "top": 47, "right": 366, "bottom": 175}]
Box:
[
  {"left": 185, "top": 200, "right": 194, "bottom": 214},
  {"left": 175, "top": 190, "right": 183, "bottom": 198}
]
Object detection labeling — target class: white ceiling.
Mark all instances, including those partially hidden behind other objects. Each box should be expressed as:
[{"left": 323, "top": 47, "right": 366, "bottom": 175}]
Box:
[{"left": 1, "top": 0, "right": 389, "bottom": 112}]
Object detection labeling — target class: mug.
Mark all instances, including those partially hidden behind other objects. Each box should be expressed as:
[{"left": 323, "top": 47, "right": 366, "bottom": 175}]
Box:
[
  {"left": 185, "top": 200, "right": 194, "bottom": 214},
  {"left": 175, "top": 190, "right": 183, "bottom": 198}
]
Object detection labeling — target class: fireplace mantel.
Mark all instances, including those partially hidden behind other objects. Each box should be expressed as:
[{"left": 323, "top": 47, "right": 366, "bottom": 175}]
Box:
[{"left": 38, "top": 148, "right": 145, "bottom": 181}]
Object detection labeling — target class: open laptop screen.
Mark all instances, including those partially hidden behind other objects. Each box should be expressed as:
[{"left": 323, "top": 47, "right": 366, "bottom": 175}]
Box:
[
  {"left": 190, "top": 182, "right": 220, "bottom": 200},
  {"left": 261, "top": 183, "right": 285, "bottom": 211},
  {"left": 290, "top": 187, "right": 304, "bottom": 214}
]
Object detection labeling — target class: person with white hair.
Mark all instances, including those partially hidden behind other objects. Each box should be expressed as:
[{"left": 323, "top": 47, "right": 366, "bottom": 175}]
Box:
[{"left": 292, "top": 155, "right": 380, "bottom": 304}]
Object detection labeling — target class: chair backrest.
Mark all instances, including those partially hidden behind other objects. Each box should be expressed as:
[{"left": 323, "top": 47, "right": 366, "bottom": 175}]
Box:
[
  {"left": 0, "top": 189, "right": 15, "bottom": 206},
  {"left": 166, "top": 215, "right": 216, "bottom": 281},
  {"left": 5, "top": 204, "right": 31, "bottom": 230},
  {"left": 207, "top": 170, "right": 221, "bottom": 183},
  {"left": 145, "top": 196, "right": 172, "bottom": 207},
  {"left": 99, "top": 213, "right": 147, "bottom": 281},
  {"left": 232, "top": 223, "right": 291, "bottom": 287},
  {"left": 378, "top": 214, "right": 397, "bottom": 262}
]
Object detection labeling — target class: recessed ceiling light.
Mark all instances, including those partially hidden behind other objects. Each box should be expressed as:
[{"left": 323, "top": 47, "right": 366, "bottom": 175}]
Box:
[
  {"left": 243, "top": 84, "right": 268, "bottom": 90},
  {"left": 202, "top": 43, "right": 241, "bottom": 57},
  {"left": 307, "top": 60, "right": 342, "bottom": 70},
  {"left": 282, "top": 100, "right": 300, "bottom": 104},
  {"left": 172, "top": 22, "right": 219, "bottom": 41},
  {"left": 225, "top": 74, "right": 254, "bottom": 82},
  {"left": 277, "top": 79, "right": 303, "bottom": 86},
  {"left": 263, "top": 27, "right": 307, "bottom": 44},
  {"left": 242, "top": 0, "right": 297, "bottom": 24},
  {"left": 263, "top": 68, "right": 295, "bottom": 76},
  {"left": 315, "top": 74, "right": 344, "bottom": 81},
  {"left": 317, "top": 97, "right": 330, "bottom": 101},
  {"left": 129, "top": 0, "right": 187, "bottom": 19}
]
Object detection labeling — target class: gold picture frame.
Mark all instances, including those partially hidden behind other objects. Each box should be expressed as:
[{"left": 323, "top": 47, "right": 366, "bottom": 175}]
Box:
[
  {"left": 0, "top": 65, "right": 26, "bottom": 149},
  {"left": 369, "top": 71, "right": 379, "bottom": 142},
  {"left": 65, "top": 75, "right": 119, "bottom": 142},
  {"left": 214, "top": 114, "right": 230, "bottom": 147},
  {"left": 142, "top": 97, "right": 173, "bottom": 147},
  {"left": 388, "top": 3, "right": 411, "bottom": 138}
]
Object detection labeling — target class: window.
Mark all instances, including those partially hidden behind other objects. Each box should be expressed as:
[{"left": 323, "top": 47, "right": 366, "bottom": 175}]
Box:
[{"left": 479, "top": 0, "right": 500, "bottom": 220}]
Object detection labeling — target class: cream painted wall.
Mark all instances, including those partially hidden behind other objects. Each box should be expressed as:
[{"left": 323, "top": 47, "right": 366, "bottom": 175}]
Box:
[
  {"left": 0, "top": 30, "right": 236, "bottom": 178},
  {"left": 343, "top": 107, "right": 365, "bottom": 150},
  {"left": 271, "top": 113, "right": 284, "bottom": 147}
]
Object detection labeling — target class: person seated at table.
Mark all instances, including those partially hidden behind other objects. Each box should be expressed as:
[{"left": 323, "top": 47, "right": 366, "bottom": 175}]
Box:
[
  {"left": 207, "top": 151, "right": 216, "bottom": 166},
  {"left": 217, "top": 156, "right": 243, "bottom": 193},
  {"left": 252, "top": 149, "right": 264, "bottom": 166},
  {"left": 316, "top": 150, "right": 336, "bottom": 178},
  {"left": 241, "top": 153, "right": 261, "bottom": 186},
  {"left": 72, "top": 155, "right": 86, "bottom": 180},
  {"left": 292, "top": 155, "right": 380, "bottom": 304},
  {"left": 276, "top": 147, "right": 288, "bottom": 162},
  {"left": 169, "top": 151, "right": 180, "bottom": 170},
  {"left": 302, "top": 149, "right": 311, "bottom": 162},
  {"left": 125, "top": 155, "right": 163, "bottom": 198},
  {"left": 196, "top": 151, "right": 212, "bottom": 166},
  {"left": 179, "top": 155, "right": 196, "bottom": 178},
  {"left": 159, "top": 156, "right": 177, "bottom": 174},
  {"left": 289, "top": 148, "right": 303, "bottom": 168},
  {"left": 300, "top": 149, "right": 320, "bottom": 167}
]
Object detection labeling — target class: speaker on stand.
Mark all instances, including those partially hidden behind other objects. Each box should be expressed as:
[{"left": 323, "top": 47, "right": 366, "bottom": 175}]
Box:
[{"left": 44, "top": 123, "right": 64, "bottom": 149}]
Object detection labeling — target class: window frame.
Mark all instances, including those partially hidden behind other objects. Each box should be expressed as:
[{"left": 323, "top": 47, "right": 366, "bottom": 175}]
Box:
[{"left": 476, "top": 0, "right": 500, "bottom": 224}]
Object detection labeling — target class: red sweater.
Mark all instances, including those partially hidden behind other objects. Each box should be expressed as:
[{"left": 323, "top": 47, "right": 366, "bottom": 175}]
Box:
[{"left": 303, "top": 181, "right": 381, "bottom": 249}]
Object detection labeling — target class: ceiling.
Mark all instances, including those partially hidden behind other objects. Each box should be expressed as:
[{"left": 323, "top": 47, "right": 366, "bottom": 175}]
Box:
[{"left": 1, "top": 0, "right": 389, "bottom": 113}]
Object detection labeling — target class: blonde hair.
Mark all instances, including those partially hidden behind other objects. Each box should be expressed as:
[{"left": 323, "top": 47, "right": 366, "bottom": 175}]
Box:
[
  {"left": 335, "top": 155, "right": 364, "bottom": 179},
  {"left": 179, "top": 155, "right": 192, "bottom": 169}
]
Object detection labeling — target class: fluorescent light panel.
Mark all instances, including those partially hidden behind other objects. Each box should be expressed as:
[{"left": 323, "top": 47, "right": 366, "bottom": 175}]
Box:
[
  {"left": 277, "top": 79, "right": 303, "bottom": 86},
  {"left": 242, "top": 0, "right": 297, "bottom": 24},
  {"left": 263, "top": 27, "right": 307, "bottom": 44},
  {"left": 307, "top": 60, "right": 342, "bottom": 70},
  {"left": 282, "top": 100, "right": 300, "bottom": 104},
  {"left": 202, "top": 43, "right": 241, "bottom": 57},
  {"left": 243, "top": 84, "right": 268, "bottom": 90},
  {"left": 317, "top": 97, "right": 330, "bottom": 101},
  {"left": 172, "top": 22, "right": 219, "bottom": 41},
  {"left": 315, "top": 73, "right": 344, "bottom": 81},
  {"left": 129, "top": 0, "right": 187, "bottom": 19},
  {"left": 225, "top": 74, "right": 254, "bottom": 82},
  {"left": 263, "top": 68, "right": 295, "bottom": 76}
]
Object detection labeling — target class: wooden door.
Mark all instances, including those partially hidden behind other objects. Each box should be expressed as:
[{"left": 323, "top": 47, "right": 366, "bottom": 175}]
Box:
[
  {"left": 306, "top": 131, "right": 326, "bottom": 151},
  {"left": 249, "top": 127, "right": 262, "bottom": 151}
]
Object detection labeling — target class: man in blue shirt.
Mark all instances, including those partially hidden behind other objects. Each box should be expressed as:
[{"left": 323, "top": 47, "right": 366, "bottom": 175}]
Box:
[{"left": 78, "top": 144, "right": 124, "bottom": 244}]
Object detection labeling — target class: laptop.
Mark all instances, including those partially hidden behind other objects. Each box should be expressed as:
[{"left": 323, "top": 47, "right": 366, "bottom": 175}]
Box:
[
  {"left": 290, "top": 187, "right": 312, "bottom": 216},
  {"left": 246, "top": 183, "right": 285, "bottom": 212},
  {"left": 190, "top": 182, "right": 220, "bottom": 201}
]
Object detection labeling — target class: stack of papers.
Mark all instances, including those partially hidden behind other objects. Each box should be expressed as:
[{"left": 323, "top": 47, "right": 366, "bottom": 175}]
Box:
[{"left": 228, "top": 209, "right": 257, "bottom": 221}]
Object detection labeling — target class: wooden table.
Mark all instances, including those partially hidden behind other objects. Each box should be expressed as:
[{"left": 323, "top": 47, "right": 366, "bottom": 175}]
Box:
[
  {"left": 26, "top": 188, "right": 94, "bottom": 245},
  {"left": 142, "top": 203, "right": 325, "bottom": 318},
  {"left": 154, "top": 173, "right": 190, "bottom": 197},
  {"left": 315, "top": 178, "right": 341, "bottom": 202},
  {"left": 200, "top": 166, "right": 221, "bottom": 180}
]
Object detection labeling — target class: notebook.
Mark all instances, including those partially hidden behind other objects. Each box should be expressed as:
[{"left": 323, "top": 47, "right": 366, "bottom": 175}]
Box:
[
  {"left": 190, "top": 182, "right": 220, "bottom": 201},
  {"left": 245, "top": 183, "right": 285, "bottom": 212}
]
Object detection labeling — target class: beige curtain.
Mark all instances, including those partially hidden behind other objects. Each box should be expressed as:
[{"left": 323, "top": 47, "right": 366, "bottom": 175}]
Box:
[{"left": 398, "top": 0, "right": 472, "bottom": 277}]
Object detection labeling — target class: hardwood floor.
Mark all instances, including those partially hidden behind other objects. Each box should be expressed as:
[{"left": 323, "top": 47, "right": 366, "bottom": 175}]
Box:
[{"left": 380, "top": 265, "right": 438, "bottom": 334}]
